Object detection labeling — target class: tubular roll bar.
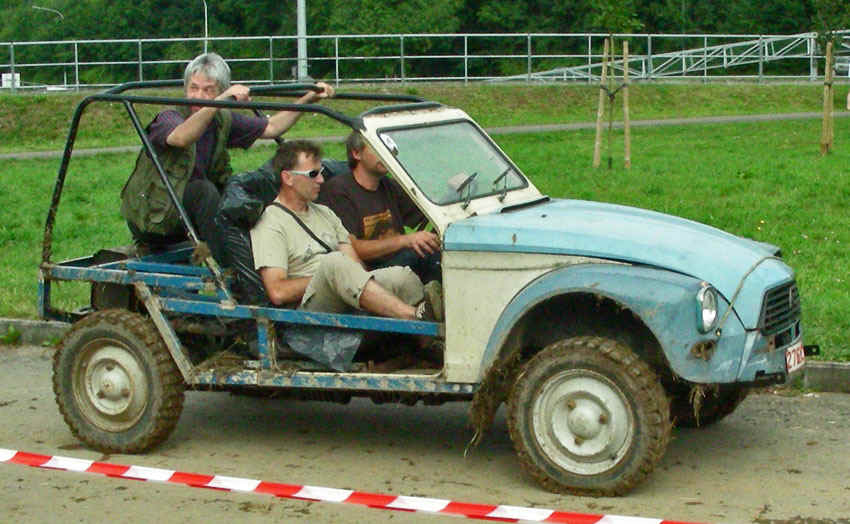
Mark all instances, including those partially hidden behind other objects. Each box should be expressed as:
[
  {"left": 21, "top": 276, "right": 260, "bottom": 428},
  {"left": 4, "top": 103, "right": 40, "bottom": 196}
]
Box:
[{"left": 42, "top": 80, "right": 439, "bottom": 304}]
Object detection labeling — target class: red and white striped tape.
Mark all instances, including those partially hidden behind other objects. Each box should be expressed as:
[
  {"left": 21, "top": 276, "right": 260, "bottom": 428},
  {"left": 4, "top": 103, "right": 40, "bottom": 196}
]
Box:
[{"left": 1, "top": 448, "right": 699, "bottom": 524}]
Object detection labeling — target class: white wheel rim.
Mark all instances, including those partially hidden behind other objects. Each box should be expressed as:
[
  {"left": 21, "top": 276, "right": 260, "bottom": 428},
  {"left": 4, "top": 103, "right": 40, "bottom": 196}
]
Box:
[
  {"left": 531, "top": 369, "right": 634, "bottom": 476},
  {"left": 73, "top": 338, "right": 149, "bottom": 432}
]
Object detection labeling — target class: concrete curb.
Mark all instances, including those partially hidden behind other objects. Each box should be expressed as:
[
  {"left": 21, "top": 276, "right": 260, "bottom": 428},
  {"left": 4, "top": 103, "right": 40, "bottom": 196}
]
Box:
[
  {"left": 1, "top": 317, "right": 847, "bottom": 393},
  {"left": 0, "top": 318, "right": 70, "bottom": 346},
  {"left": 803, "top": 361, "right": 850, "bottom": 393}
]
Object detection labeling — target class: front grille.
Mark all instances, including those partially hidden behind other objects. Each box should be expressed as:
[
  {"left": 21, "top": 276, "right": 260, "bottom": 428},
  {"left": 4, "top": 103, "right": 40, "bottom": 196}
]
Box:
[{"left": 760, "top": 281, "right": 801, "bottom": 335}]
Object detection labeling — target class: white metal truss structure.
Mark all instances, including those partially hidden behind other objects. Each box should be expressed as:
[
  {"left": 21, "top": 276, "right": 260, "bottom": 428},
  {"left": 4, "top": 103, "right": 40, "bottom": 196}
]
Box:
[
  {"left": 515, "top": 31, "right": 850, "bottom": 83},
  {"left": 2, "top": 31, "right": 849, "bottom": 90}
]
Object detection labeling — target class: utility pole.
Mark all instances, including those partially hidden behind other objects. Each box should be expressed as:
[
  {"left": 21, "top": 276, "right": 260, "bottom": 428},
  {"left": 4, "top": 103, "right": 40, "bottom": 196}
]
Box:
[
  {"left": 30, "top": 5, "right": 65, "bottom": 92},
  {"left": 297, "top": 0, "right": 308, "bottom": 80},
  {"left": 202, "top": 0, "right": 209, "bottom": 53}
]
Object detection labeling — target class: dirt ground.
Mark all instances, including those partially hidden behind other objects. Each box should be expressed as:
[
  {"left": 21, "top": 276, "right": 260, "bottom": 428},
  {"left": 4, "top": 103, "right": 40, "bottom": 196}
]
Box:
[{"left": 1, "top": 345, "right": 849, "bottom": 523}]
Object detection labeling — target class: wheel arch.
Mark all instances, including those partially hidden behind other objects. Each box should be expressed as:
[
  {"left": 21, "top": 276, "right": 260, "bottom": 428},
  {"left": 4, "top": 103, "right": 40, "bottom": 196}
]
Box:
[
  {"left": 478, "top": 263, "right": 708, "bottom": 381},
  {"left": 495, "top": 291, "right": 667, "bottom": 373}
]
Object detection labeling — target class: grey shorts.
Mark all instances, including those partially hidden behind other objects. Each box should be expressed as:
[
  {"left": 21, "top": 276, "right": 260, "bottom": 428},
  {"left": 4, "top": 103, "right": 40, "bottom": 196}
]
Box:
[{"left": 301, "top": 252, "right": 424, "bottom": 313}]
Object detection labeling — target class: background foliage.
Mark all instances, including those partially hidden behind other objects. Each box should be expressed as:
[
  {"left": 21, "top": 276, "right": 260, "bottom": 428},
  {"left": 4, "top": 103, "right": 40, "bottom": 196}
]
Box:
[
  {"left": 3, "top": 0, "right": 848, "bottom": 42},
  {"left": 1, "top": 2, "right": 849, "bottom": 84}
]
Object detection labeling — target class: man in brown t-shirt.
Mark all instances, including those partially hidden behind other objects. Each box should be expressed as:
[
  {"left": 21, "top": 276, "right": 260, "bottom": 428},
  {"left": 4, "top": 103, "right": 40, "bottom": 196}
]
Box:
[{"left": 318, "top": 132, "right": 442, "bottom": 283}]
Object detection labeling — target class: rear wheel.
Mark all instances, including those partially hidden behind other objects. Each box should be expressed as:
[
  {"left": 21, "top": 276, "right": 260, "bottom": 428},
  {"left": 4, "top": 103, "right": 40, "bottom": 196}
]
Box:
[
  {"left": 508, "top": 336, "right": 670, "bottom": 496},
  {"left": 53, "top": 309, "right": 184, "bottom": 453}
]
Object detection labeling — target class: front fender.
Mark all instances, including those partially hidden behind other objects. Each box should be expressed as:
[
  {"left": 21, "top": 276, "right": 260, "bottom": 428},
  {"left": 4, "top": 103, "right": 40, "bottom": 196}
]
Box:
[{"left": 481, "top": 263, "right": 747, "bottom": 383}]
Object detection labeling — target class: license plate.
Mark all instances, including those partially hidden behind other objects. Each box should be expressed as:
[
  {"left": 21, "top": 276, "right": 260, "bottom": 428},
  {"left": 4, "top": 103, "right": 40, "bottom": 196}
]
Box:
[{"left": 785, "top": 341, "right": 805, "bottom": 374}]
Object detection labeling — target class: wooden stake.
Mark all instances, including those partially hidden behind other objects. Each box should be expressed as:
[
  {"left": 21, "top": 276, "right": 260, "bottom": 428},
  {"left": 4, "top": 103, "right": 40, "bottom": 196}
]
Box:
[
  {"left": 593, "top": 37, "right": 610, "bottom": 168},
  {"left": 623, "top": 40, "right": 631, "bottom": 169},
  {"left": 828, "top": 44, "right": 834, "bottom": 148},
  {"left": 829, "top": 81, "right": 834, "bottom": 149},
  {"left": 606, "top": 39, "right": 616, "bottom": 170},
  {"left": 821, "top": 41, "right": 833, "bottom": 155}
]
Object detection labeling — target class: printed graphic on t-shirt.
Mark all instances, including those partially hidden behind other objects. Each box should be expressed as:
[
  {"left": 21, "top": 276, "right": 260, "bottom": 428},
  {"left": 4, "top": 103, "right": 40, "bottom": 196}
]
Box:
[{"left": 362, "top": 210, "right": 397, "bottom": 240}]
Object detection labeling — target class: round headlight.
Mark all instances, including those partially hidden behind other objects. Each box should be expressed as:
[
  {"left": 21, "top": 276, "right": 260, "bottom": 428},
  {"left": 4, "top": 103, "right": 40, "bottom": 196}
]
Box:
[{"left": 696, "top": 285, "right": 718, "bottom": 333}]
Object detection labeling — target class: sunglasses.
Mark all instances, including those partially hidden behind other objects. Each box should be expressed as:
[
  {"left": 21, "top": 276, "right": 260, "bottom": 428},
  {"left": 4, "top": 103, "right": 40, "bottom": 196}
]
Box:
[{"left": 288, "top": 166, "right": 325, "bottom": 179}]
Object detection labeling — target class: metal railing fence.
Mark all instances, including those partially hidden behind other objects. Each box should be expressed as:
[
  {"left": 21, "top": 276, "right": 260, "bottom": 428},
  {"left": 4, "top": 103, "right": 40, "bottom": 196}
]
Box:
[{"left": 1, "top": 31, "right": 849, "bottom": 92}]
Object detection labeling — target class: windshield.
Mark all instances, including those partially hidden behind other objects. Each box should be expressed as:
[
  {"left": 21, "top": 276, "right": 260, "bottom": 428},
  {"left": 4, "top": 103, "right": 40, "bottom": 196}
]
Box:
[{"left": 379, "top": 121, "right": 527, "bottom": 205}]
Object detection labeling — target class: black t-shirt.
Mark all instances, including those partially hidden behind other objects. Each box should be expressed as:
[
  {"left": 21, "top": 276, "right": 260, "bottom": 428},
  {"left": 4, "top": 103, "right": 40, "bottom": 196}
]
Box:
[{"left": 318, "top": 173, "right": 425, "bottom": 240}]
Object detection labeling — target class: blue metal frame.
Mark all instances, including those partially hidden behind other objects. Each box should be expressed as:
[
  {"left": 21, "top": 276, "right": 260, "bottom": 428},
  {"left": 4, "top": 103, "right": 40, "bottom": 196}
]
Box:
[
  {"left": 39, "top": 247, "right": 450, "bottom": 392},
  {"left": 191, "top": 368, "right": 475, "bottom": 394},
  {"left": 41, "top": 257, "right": 440, "bottom": 338},
  {"left": 159, "top": 298, "right": 439, "bottom": 336}
]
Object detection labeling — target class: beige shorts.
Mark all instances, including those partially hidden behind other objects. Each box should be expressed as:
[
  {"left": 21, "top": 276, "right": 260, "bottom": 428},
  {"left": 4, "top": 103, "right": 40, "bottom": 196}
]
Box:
[{"left": 301, "top": 252, "right": 423, "bottom": 313}]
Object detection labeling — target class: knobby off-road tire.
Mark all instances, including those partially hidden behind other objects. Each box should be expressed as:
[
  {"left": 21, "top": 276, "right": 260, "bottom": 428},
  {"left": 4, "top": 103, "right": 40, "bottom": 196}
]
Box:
[
  {"left": 508, "top": 336, "right": 671, "bottom": 496},
  {"left": 53, "top": 309, "right": 185, "bottom": 453},
  {"left": 670, "top": 384, "right": 749, "bottom": 428}
]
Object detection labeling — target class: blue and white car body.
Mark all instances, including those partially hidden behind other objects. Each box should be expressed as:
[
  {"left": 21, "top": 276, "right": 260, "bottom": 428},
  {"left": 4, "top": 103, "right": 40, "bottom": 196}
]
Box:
[{"left": 362, "top": 105, "right": 803, "bottom": 387}]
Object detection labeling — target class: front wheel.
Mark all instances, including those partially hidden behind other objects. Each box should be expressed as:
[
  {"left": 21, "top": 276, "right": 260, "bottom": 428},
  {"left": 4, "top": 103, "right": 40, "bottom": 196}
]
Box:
[
  {"left": 53, "top": 309, "right": 185, "bottom": 453},
  {"left": 508, "top": 336, "right": 670, "bottom": 496}
]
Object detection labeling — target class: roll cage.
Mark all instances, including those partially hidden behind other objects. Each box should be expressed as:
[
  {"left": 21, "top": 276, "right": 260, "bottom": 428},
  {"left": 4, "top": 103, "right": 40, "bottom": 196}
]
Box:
[
  {"left": 39, "top": 81, "right": 448, "bottom": 387},
  {"left": 41, "top": 80, "right": 439, "bottom": 313}
]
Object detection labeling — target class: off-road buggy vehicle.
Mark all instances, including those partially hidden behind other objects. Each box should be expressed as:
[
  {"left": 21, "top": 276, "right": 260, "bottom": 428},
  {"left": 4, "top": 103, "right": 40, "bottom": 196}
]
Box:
[{"left": 42, "top": 80, "right": 810, "bottom": 496}]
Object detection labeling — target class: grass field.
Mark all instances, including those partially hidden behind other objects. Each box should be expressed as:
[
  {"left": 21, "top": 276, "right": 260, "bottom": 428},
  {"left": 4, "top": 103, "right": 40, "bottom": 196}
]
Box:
[
  {"left": 2, "top": 82, "right": 849, "bottom": 153},
  {"left": 1, "top": 83, "right": 849, "bottom": 360}
]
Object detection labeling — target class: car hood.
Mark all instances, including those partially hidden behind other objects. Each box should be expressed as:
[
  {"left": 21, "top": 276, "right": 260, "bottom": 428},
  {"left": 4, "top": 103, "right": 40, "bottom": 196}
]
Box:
[{"left": 443, "top": 198, "right": 794, "bottom": 328}]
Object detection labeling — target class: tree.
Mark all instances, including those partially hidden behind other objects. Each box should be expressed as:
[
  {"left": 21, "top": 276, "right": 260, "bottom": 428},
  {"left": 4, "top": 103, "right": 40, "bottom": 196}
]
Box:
[
  {"left": 814, "top": 0, "right": 850, "bottom": 38},
  {"left": 589, "top": 0, "right": 644, "bottom": 34},
  {"left": 315, "top": 0, "right": 464, "bottom": 79}
]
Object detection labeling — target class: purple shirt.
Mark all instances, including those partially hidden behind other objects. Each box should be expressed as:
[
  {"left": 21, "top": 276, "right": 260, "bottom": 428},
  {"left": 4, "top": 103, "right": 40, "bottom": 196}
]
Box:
[{"left": 148, "top": 109, "right": 267, "bottom": 180}]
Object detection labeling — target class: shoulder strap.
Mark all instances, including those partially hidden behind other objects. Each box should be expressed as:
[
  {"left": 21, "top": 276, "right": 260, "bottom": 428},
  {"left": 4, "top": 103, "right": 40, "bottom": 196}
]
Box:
[{"left": 269, "top": 202, "right": 332, "bottom": 253}]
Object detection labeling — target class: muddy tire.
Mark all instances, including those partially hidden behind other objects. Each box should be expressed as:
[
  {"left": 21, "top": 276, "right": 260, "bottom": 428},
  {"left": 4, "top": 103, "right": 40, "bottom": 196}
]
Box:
[
  {"left": 53, "top": 309, "right": 185, "bottom": 453},
  {"left": 670, "top": 384, "right": 749, "bottom": 428},
  {"left": 508, "top": 336, "right": 670, "bottom": 496}
]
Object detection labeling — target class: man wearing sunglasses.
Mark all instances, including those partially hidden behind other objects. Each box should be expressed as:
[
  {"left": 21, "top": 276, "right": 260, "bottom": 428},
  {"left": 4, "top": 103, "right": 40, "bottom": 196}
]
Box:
[
  {"left": 318, "top": 131, "right": 441, "bottom": 283},
  {"left": 251, "top": 141, "right": 443, "bottom": 324}
]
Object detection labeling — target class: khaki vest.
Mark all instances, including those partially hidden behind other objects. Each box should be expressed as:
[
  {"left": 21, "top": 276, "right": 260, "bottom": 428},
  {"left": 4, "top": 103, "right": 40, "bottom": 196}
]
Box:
[{"left": 120, "top": 106, "right": 233, "bottom": 235}]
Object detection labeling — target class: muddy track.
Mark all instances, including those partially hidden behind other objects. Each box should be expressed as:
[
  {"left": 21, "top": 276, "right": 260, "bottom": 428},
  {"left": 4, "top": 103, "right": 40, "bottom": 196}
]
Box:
[{"left": 2, "top": 344, "right": 849, "bottom": 523}]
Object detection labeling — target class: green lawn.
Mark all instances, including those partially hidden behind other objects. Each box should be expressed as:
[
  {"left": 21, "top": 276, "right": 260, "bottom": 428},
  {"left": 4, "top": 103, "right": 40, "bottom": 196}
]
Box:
[
  {"left": 2, "top": 83, "right": 848, "bottom": 153},
  {"left": 1, "top": 117, "right": 847, "bottom": 360}
]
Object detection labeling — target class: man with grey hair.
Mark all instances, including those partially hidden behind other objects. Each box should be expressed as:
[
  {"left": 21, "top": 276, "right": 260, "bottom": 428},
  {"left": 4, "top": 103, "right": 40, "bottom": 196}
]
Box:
[{"left": 121, "top": 52, "right": 334, "bottom": 259}]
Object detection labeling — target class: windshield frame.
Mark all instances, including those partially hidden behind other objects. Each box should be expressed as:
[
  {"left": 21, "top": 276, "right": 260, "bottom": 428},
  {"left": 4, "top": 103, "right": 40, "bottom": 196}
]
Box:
[{"left": 376, "top": 118, "right": 529, "bottom": 207}]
